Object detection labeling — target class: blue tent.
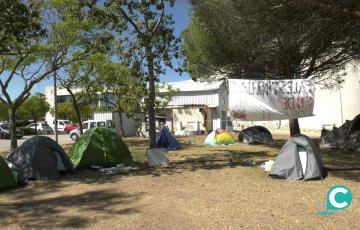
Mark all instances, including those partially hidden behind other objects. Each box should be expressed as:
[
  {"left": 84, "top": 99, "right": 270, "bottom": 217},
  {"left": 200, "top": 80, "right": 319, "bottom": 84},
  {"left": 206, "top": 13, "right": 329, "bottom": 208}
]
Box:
[{"left": 156, "top": 127, "right": 181, "bottom": 150}]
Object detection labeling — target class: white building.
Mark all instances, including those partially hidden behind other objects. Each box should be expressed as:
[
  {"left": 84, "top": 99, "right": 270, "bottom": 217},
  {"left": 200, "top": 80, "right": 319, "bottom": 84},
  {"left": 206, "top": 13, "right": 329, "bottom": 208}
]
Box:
[
  {"left": 162, "top": 80, "right": 229, "bottom": 133},
  {"left": 44, "top": 86, "right": 117, "bottom": 125},
  {"left": 165, "top": 62, "right": 360, "bottom": 133}
]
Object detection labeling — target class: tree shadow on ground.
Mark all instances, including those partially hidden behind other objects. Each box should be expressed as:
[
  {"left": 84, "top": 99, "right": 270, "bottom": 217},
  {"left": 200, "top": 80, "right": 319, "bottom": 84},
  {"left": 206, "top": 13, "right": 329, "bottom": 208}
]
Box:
[
  {"left": 320, "top": 148, "right": 360, "bottom": 182},
  {"left": 0, "top": 189, "right": 143, "bottom": 228},
  {"left": 130, "top": 150, "right": 271, "bottom": 177}
]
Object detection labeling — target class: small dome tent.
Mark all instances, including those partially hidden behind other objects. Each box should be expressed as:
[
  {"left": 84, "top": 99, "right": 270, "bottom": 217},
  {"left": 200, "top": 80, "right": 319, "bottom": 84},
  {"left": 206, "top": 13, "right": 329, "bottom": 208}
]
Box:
[
  {"left": 204, "top": 129, "right": 236, "bottom": 145},
  {"left": 7, "top": 136, "right": 73, "bottom": 181},
  {"left": 269, "top": 134, "right": 327, "bottom": 180},
  {"left": 238, "top": 126, "right": 273, "bottom": 144},
  {"left": 156, "top": 126, "right": 181, "bottom": 150},
  {"left": 69, "top": 128, "right": 133, "bottom": 168},
  {"left": 0, "top": 156, "right": 17, "bottom": 191}
]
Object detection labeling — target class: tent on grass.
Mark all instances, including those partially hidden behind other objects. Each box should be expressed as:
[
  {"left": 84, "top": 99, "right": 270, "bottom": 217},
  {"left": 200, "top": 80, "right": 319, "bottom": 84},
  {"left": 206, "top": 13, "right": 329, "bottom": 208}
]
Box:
[
  {"left": 204, "top": 129, "right": 236, "bottom": 145},
  {"left": 0, "top": 156, "right": 17, "bottom": 191},
  {"left": 238, "top": 126, "right": 273, "bottom": 144},
  {"left": 156, "top": 126, "right": 181, "bottom": 150},
  {"left": 269, "top": 134, "right": 327, "bottom": 180},
  {"left": 69, "top": 127, "right": 133, "bottom": 168},
  {"left": 7, "top": 136, "right": 73, "bottom": 181}
]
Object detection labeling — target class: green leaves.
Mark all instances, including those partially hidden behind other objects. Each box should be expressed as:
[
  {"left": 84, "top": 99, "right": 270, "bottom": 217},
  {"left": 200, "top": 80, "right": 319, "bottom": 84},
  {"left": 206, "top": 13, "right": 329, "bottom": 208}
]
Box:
[
  {"left": 17, "top": 93, "right": 50, "bottom": 121},
  {"left": 0, "top": 0, "right": 44, "bottom": 54},
  {"left": 185, "top": 0, "right": 360, "bottom": 82}
]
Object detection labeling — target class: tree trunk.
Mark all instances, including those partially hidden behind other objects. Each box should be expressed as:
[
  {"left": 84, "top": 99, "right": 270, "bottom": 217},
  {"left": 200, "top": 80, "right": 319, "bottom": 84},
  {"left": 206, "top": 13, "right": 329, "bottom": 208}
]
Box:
[
  {"left": 118, "top": 111, "right": 125, "bottom": 137},
  {"left": 8, "top": 107, "right": 17, "bottom": 150},
  {"left": 68, "top": 90, "right": 83, "bottom": 134},
  {"left": 145, "top": 45, "right": 157, "bottom": 148},
  {"left": 73, "top": 101, "right": 83, "bottom": 134},
  {"left": 34, "top": 117, "right": 38, "bottom": 135},
  {"left": 289, "top": 118, "right": 301, "bottom": 137}
]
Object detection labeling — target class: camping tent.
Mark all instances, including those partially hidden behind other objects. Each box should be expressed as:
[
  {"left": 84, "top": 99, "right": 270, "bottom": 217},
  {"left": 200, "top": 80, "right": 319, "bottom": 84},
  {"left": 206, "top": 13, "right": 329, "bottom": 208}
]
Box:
[
  {"left": 69, "top": 127, "right": 133, "bottom": 168},
  {"left": 7, "top": 136, "right": 73, "bottom": 180},
  {"left": 321, "top": 114, "right": 360, "bottom": 151},
  {"left": 204, "top": 129, "right": 236, "bottom": 145},
  {"left": 0, "top": 156, "right": 17, "bottom": 191},
  {"left": 269, "top": 134, "right": 327, "bottom": 180},
  {"left": 238, "top": 126, "right": 273, "bottom": 144},
  {"left": 156, "top": 127, "right": 181, "bottom": 150}
]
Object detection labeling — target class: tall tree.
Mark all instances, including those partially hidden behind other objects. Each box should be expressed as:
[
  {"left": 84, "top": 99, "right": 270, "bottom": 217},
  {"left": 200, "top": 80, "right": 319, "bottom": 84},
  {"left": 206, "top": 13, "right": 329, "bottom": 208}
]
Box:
[
  {"left": 184, "top": 0, "right": 360, "bottom": 136},
  {"left": 0, "top": 0, "right": 111, "bottom": 149},
  {"left": 17, "top": 93, "right": 50, "bottom": 134},
  {"left": 57, "top": 55, "right": 104, "bottom": 134},
  {"left": 54, "top": 101, "right": 93, "bottom": 123},
  {"left": 104, "top": 0, "right": 181, "bottom": 148},
  {"left": 98, "top": 60, "right": 177, "bottom": 136},
  {"left": 97, "top": 60, "right": 145, "bottom": 136}
]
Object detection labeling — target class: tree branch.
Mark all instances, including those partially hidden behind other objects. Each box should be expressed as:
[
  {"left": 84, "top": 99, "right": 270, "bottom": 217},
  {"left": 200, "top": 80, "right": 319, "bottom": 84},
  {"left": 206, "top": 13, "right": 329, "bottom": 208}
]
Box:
[
  {"left": 151, "top": 0, "right": 165, "bottom": 35},
  {"left": 117, "top": 2, "right": 143, "bottom": 35}
]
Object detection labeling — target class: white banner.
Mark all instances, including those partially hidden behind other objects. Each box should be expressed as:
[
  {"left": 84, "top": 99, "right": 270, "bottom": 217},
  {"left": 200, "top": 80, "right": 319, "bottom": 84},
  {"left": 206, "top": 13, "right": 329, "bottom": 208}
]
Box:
[{"left": 229, "top": 79, "right": 315, "bottom": 121}]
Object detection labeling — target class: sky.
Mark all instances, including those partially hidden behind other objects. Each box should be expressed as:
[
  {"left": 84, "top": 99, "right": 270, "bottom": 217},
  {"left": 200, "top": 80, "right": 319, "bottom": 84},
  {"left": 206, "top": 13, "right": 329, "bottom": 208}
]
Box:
[{"left": 8, "top": 0, "right": 192, "bottom": 98}]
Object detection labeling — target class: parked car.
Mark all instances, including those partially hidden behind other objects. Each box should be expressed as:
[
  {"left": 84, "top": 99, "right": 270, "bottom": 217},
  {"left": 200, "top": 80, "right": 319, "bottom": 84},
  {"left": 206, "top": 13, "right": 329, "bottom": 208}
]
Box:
[
  {"left": 25, "top": 122, "right": 53, "bottom": 134},
  {"left": 52, "top": 120, "right": 71, "bottom": 132},
  {"left": 64, "top": 123, "right": 79, "bottom": 133},
  {"left": 0, "top": 123, "right": 24, "bottom": 139},
  {"left": 69, "top": 120, "right": 114, "bottom": 141}
]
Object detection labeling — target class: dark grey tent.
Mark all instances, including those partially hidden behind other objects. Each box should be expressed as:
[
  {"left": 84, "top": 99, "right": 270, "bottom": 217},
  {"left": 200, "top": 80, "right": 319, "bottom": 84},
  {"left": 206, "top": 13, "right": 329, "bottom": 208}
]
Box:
[
  {"left": 320, "top": 114, "right": 360, "bottom": 151},
  {"left": 269, "top": 134, "right": 327, "bottom": 180},
  {"left": 7, "top": 136, "right": 73, "bottom": 181},
  {"left": 238, "top": 126, "right": 273, "bottom": 144}
]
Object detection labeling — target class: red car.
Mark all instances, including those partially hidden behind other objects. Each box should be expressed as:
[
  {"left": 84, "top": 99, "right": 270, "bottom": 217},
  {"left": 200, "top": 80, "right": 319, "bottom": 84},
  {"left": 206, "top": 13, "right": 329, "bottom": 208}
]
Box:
[{"left": 64, "top": 123, "right": 79, "bottom": 133}]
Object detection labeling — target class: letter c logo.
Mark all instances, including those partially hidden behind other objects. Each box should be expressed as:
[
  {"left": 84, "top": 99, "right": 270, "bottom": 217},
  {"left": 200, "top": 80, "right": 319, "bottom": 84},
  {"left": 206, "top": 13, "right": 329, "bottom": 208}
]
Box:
[{"left": 327, "top": 186, "right": 352, "bottom": 210}]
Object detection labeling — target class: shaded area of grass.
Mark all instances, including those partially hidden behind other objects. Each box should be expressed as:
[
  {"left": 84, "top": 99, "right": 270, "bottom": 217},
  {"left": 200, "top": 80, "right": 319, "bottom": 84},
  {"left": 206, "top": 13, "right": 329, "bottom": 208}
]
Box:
[
  {"left": 124, "top": 135, "right": 360, "bottom": 183},
  {"left": 0, "top": 157, "right": 144, "bottom": 228},
  {"left": 1, "top": 190, "right": 141, "bottom": 228}
]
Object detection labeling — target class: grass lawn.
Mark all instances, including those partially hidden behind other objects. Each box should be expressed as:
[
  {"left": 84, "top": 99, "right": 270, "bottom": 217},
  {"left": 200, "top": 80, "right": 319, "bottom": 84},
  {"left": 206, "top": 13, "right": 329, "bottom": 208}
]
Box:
[{"left": 0, "top": 133, "right": 359, "bottom": 229}]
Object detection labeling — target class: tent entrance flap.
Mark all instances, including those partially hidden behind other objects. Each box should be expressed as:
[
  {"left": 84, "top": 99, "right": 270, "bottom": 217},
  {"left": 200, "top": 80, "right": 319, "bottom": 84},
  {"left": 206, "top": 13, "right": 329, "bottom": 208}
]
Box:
[{"left": 298, "top": 148, "right": 307, "bottom": 175}]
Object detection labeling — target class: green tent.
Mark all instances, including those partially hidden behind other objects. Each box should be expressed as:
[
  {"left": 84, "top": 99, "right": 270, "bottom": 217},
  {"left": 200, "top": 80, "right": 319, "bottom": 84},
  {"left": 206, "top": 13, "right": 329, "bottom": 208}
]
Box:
[
  {"left": 69, "top": 128, "right": 133, "bottom": 168},
  {"left": 0, "top": 156, "right": 17, "bottom": 191}
]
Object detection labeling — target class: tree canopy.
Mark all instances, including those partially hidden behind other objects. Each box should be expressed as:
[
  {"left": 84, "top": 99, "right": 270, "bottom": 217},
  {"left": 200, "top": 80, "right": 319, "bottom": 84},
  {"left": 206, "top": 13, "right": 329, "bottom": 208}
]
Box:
[
  {"left": 17, "top": 93, "right": 50, "bottom": 123},
  {"left": 183, "top": 0, "right": 360, "bottom": 136},
  {"left": 184, "top": 0, "right": 360, "bottom": 85},
  {"left": 103, "top": 0, "right": 181, "bottom": 147},
  {"left": 0, "top": 0, "right": 111, "bottom": 149}
]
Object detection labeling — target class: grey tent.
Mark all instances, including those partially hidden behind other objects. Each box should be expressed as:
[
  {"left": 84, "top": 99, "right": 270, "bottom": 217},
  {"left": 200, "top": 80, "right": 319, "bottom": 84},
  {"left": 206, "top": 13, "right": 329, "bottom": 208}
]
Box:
[
  {"left": 269, "top": 134, "right": 327, "bottom": 180},
  {"left": 7, "top": 136, "right": 73, "bottom": 181},
  {"left": 238, "top": 126, "right": 273, "bottom": 144}
]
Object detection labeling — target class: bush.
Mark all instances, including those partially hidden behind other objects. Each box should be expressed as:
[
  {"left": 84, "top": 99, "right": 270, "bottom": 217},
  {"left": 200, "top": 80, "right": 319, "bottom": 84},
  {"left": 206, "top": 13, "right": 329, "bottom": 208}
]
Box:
[{"left": 20, "top": 127, "right": 36, "bottom": 135}]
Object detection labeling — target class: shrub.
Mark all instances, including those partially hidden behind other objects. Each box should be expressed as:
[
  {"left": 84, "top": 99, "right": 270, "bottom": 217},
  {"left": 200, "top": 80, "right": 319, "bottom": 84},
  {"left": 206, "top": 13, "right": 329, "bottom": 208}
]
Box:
[{"left": 20, "top": 127, "right": 36, "bottom": 135}]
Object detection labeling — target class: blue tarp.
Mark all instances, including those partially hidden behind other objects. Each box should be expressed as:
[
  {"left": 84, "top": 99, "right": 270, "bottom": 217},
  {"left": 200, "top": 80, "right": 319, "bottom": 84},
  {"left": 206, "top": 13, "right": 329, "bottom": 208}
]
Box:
[{"left": 156, "top": 127, "right": 181, "bottom": 150}]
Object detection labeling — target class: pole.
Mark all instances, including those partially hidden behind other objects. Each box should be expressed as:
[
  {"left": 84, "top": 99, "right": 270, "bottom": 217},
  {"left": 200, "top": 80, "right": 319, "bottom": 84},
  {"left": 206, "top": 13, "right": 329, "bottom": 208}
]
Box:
[
  {"left": 339, "top": 88, "right": 344, "bottom": 124},
  {"left": 53, "top": 70, "right": 58, "bottom": 143}
]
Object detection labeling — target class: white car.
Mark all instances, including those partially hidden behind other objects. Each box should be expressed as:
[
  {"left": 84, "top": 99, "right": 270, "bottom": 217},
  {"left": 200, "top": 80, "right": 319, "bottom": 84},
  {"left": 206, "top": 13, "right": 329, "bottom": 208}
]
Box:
[
  {"left": 26, "top": 123, "right": 53, "bottom": 134},
  {"left": 52, "top": 119, "right": 71, "bottom": 132},
  {"left": 69, "top": 120, "right": 114, "bottom": 141}
]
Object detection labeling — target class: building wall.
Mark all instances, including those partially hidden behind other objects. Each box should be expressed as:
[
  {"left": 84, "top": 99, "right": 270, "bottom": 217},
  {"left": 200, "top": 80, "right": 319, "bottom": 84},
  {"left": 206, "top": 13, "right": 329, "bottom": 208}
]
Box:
[
  {"left": 45, "top": 86, "right": 117, "bottom": 124},
  {"left": 172, "top": 107, "right": 205, "bottom": 132}
]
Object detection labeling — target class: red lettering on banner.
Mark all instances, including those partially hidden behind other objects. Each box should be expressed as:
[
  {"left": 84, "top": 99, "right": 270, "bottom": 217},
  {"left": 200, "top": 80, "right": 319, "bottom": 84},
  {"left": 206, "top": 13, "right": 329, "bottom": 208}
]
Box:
[{"left": 283, "top": 97, "right": 308, "bottom": 110}]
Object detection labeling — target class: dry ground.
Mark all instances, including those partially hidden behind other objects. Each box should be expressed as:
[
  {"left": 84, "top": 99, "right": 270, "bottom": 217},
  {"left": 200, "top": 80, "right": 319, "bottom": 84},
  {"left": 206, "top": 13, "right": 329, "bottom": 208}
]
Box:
[{"left": 0, "top": 133, "right": 359, "bottom": 229}]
